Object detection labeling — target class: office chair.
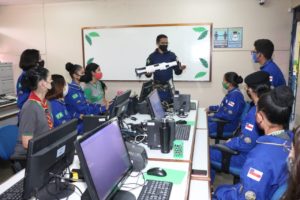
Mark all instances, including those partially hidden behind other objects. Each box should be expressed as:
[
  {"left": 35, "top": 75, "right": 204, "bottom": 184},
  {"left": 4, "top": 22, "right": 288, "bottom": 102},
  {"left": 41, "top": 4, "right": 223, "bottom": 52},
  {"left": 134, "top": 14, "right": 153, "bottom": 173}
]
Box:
[
  {"left": 0, "top": 125, "right": 19, "bottom": 160},
  {"left": 271, "top": 183, "right": 287, "bottom": 200},
  {"left": 210, "top": 102, "right": 250, "bottom": 144},
  {"left": 210, "top": 144, "right": 241, "bottom": 184}
]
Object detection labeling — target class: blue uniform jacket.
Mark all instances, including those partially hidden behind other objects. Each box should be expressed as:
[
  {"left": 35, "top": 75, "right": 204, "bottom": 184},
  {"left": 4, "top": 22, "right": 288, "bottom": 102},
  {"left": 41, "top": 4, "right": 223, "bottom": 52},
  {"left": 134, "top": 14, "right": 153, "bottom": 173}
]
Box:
[
  {"left": 215, "top": 131, "right": 292, "bottom": 200},
  {"left": 64, "top": 81, "right": 106, "bottom": 119},
  {"left": 226, "top": 105, "right": 261, "bottom": 153},
  {"left": 49, "top": 99, "right": 72, "bottom": 128},
  {"left": 146, "top": 49, "right": 182, "bottom": 83},
  {"left": 209, "top": 88, "right": 245, "bottom": 132},
  {"left": 16, "top": 71, "right": 30, "bottom": 109},
  {"left": 260, "top": 60, "right": 286, "bottom": 87}
]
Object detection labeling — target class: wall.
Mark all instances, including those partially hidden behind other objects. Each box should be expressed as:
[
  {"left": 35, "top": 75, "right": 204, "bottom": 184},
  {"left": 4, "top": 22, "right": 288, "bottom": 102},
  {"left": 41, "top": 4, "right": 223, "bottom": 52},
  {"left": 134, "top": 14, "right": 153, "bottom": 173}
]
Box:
[{"left": 0, "top": 0, "right": 293, "bottom": 107}]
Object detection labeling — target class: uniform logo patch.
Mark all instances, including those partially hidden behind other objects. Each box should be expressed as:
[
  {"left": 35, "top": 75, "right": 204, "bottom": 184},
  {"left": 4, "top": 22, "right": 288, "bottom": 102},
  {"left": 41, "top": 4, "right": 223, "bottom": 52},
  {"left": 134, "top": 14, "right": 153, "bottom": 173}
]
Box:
[
  {"left": 72, "top": 93, "right": 79, "bottom": 99},
  {"left": 245, "top": 123, "right": 254, "bottom": 131},
  {"left": 244, "top": 137, "right": 252, "bottom": 144},
  {"left": 228, "top": 101, "right": 235, "bottom": 107},
  {"left": 247, "top": 168, "right": 263, "bottom": 182},
  {"left": 245, "top": 191, "right": 256, "bottom": 200},
  {"left": 56, "top": 112, "right": 63, "bottom": 120},
  {"left": 269, "top": 76, "right": 273, "bottom": 82}
]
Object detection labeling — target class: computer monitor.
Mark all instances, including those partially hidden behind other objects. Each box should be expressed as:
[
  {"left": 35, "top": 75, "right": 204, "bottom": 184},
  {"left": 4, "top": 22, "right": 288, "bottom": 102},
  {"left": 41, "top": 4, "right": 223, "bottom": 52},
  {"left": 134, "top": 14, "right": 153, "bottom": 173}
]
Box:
[
  {"left": 147, "top": 89, "right": 165, "bottom": 120},
  {"left": 75, "top": 118, "right": 134, "bottom": 200},
  {"left": 109, "top": 90, "right": 131, "bottom": 119},
  {"left": 139, "top": 80, "right": 153, "bottom": 102},
  {"left": 23, "top": 119, "right": 78, "bottom": 200}
]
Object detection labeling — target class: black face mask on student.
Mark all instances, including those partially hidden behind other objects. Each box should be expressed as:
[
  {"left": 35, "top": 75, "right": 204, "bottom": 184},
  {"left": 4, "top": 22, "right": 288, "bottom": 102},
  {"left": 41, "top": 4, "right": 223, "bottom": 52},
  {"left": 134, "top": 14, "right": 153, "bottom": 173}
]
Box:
[{"left": 159, "top": 45, "right": 168, "bottom": 52}]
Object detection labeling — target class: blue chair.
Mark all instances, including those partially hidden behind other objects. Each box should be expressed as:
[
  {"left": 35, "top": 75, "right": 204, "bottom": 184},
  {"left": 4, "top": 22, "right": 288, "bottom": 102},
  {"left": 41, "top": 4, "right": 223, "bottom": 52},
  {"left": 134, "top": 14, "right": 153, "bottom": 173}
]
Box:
[
  {"left": 0, "top": 125, "right": 19, "bottom": 160},
  {"left": 271, "top": 183, "right": 287, "bottom": 200},
  {"left": 210, "top": 144, "right": 241, "bottom": 183},
  {"left": 210, "top": 102, "right": 251, "bottom": 144}
]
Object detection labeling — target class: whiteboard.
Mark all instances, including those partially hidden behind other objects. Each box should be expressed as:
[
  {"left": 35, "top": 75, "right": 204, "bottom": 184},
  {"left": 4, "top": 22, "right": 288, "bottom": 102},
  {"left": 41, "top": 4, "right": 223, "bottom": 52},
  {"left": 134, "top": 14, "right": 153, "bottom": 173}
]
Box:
[{"left": 82, "top": 24, "right": 212, "bottom": 81}]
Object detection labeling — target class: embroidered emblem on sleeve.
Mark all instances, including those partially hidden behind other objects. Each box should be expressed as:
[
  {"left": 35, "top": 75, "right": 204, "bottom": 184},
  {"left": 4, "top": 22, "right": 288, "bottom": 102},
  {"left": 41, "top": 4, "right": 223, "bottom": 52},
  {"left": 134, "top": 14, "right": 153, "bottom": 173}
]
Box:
[
  {"left": 247, "top": 167, "right": 263, "bottom": 182},
  {"left": 245, "top": 123, "right": 254, "bottom": 131},
  {"left": 245, "top": 191, "right": 256, "bottom": 200},
  {"left": 228, "top": 101, "right": 235, "bottom": 107},
  {"left": 269, "top": 76, "right": 273, "bottom": 82},
  {"left": 244, "top": 137, "right": 252, "bottom": 144}
]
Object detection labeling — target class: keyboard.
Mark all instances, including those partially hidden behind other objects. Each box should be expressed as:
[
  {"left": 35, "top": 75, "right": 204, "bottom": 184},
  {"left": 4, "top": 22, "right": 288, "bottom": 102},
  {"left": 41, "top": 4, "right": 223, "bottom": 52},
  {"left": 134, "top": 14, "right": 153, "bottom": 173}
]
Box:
[
  {"left": 0, "top": 179, "right": 24, "bottom": 200},
  {"left": 175, "top": 124, "right": 191, "bottom": 140},
  {"left": 137, "top": 180, "right": 172, "bottom": 200},
  {"left": 190, "top": 102, "right": 197, "bottom": 110}
]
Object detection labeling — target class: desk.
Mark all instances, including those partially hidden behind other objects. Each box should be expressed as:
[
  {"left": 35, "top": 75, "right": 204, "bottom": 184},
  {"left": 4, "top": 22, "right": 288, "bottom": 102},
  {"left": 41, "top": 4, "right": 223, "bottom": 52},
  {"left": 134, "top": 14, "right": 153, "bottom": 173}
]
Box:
[
  {"left": 0, "top": 104, "right": 213, "bottom": 200},
  {"left": 0, "top": 159, "right": 190, "bottom": 200},
  {"left": 0, "top": 102, "right": 19, "bottom": 126},
  {"left": 188, "top": 179, "right": 211, "bottom": 200},
  {"left": 124, "top": 107, "right": 197, "bottom": 163},
  {"left": 196, "top": 108, "right": 207, "bottom": 130}
]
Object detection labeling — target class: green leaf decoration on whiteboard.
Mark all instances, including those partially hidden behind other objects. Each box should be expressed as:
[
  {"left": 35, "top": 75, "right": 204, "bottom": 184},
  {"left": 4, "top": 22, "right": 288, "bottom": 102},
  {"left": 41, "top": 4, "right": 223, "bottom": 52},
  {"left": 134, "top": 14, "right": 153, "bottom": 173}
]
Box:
[
  {"left": 198, "top": 30, "right": 208, "bottom": 40},
  {"left": 193, "top": 27, "right": 206, "bottom": 33},
  {"left": 87, "top": 58, "right": 94, "bottom": 64},
  {"left": 195, "top": 71, "right": 207, "bottom": 79},
  {"left": 85, "top": 35, "right": 92, "bottom": 45},
  {"left": 88, "top": 32, "right": 100, "bottom": 37},
  {"left": 200, "top": 58, "right": 208, "bottom": 68}
]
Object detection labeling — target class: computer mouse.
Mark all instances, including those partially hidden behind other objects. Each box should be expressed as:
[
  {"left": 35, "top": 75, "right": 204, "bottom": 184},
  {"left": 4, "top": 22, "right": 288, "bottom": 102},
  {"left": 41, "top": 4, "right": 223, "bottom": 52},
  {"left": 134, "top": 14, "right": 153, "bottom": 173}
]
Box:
[
  {"left": 146, "top": 167, "right": 167, "bottom": 177},
  {"left": 130, "top": 116, "right": 137, "bottom": 121},
  {"left": 176, "top": 120, "right": 187, "bottom": 125}
]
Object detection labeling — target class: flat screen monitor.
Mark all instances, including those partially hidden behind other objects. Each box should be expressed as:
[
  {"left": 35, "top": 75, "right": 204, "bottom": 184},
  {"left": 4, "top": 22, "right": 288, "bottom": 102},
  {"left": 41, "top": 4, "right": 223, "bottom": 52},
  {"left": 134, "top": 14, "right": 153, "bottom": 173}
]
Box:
[
  {"left": 23, "top": 119, "right": 78, "bottom": 199},
  {"left": 75, "top": 118, "right": 133, "bottom": 200},
  {"left": 147, "top": 89, "right": 165, "bottom": 120},
  {"left": 109, "top": 90, "right": 131, "bottom": 119},
  {"left": 139, "top": 80, "right": 153, "bottom": 102}
]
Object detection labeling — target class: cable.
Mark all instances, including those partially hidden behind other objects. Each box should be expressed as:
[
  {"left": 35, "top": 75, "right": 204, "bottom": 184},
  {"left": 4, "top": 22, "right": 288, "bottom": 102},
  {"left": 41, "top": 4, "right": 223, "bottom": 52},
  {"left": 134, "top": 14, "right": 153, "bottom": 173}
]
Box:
[{"left": 134, "top": 134, "right": 147, "bottom": 144}]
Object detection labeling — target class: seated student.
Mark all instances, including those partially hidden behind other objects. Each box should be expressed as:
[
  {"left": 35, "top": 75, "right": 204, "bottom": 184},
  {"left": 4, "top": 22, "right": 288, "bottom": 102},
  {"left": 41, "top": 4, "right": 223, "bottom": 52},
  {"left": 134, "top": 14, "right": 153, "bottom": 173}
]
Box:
[
  {"left": 64, "top": 62, "right": 106, "bottom": 134},
  {"left": 208, "top": 72, "right": 245, "bottom": 136},
  {"left": 83, "top": 63, "right": 109, "bottom": 107},
  {"left": 281, "top": 126, "right": 300, "bottom": 200},
  {"left": 16, "top": 49, "right": 44, "bottom": 109},
  {"left": 46, "top": 74, "right": 72, "bottom": 128},
  {"left": 210, "top": 71, "right": 271, "bottom": 181},
  {"left": 214, "top": 85, "right": 294, "bottom": 200},
  {"left": 13, "top": 66, "right": 53, "bottom": 158},
  {"left": 252, "top": 39, "right": 286, "bottom": 87}
]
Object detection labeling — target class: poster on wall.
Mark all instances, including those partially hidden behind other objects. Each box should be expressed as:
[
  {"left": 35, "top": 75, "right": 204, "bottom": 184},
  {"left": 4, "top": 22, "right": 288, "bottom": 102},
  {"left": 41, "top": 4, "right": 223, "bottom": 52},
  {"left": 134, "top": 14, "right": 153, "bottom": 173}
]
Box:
[
  {"left": 213, "top": 28, "right": 228, "bottom": 48},
  {"left": 213, "top": 27, "right": 243, "bottom": 48},
  {"left": 228, "top": 27, "right": 243, "bottom": 48}
]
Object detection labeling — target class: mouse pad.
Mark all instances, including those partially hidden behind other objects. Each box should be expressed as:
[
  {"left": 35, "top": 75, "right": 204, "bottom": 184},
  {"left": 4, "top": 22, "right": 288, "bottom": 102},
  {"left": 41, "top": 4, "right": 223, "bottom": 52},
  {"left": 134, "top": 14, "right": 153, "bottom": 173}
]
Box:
[
  {"left": 186, "top": 121, "right": 195, "bottom": 126},
  {"left": 144, "top": 169, "right": 186, "bottom": 184}
]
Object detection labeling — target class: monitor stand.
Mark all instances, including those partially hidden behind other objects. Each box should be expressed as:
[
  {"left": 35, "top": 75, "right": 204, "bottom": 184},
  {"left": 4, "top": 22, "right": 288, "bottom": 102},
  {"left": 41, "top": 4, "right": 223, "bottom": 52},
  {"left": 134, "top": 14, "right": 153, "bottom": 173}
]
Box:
[
  {"left": 37, "top": 178, "right": 75, "bottom": 200},
  {"left": 113, "top": 190, "right": 136, "bottom": 200}
]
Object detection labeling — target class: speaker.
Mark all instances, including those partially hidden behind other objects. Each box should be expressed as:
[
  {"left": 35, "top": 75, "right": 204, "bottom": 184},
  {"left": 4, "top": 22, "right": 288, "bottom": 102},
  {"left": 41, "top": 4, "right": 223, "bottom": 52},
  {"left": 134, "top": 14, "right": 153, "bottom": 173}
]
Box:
[{"left": 125, "top": 142, "right": 148, "bottom": 172}]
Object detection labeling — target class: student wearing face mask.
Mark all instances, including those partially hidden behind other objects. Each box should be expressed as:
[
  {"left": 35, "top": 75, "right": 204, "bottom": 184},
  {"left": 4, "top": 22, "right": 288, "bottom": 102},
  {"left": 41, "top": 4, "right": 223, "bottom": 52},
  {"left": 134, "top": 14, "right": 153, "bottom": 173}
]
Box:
[
  {"left": 12, "top": 66, "right": 53, "bottom": 159},
  {"left": 214, "top": 85, "right": 294, "bottom": 200},
  {"left": 16, "top": 49, "right": 45, "bottom": 109},
  {"left": 145, "top": 34, "right": 186, "bottom": 103},
  {"left": 208, "top": 72, "right": 245, "bottom": 136},
  {"left": 281, "top": 126, "right": 300, "bottom": 200},
  {"left": 46, "top": 74, "right": 72, "bottom": 128},
  {"left": 64, "top": 62, "right": 106, "bottom": 134},
  {"left": 83, "top": 63, "right": 108, "bottom": 108},
  {"left": 210, "top": 71, "right": 270, "bottom": 182},
  {"left": 252, "top": 39, "right": 286, "bottom": 87}
]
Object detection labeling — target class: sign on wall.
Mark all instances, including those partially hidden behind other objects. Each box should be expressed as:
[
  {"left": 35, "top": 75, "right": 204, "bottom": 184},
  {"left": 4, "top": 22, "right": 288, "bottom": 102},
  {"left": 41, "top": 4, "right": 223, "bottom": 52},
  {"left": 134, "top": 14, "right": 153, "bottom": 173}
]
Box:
[{"left": 214, "top": 27, "right": 243, "bottom": 48}]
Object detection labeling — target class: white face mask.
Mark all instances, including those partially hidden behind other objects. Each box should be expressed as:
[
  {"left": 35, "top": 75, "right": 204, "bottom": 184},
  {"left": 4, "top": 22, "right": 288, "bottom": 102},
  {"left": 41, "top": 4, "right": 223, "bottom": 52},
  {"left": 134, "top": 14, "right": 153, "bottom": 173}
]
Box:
[{"left": 63, "top": 84, "right": 69, "bottom": 97}]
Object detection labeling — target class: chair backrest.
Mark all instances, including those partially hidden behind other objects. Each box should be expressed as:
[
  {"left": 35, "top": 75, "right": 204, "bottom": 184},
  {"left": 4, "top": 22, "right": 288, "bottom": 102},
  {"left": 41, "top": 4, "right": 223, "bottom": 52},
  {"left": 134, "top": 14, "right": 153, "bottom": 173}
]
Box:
[
  {"left": 240, "top": 102, "right": 251, "bottom": 121},
  {"left": 271, "top": 182, "right": 288, "bottom": 200},
  {"left": 0, "top": 125, "right": 19, "bottom": 160}
]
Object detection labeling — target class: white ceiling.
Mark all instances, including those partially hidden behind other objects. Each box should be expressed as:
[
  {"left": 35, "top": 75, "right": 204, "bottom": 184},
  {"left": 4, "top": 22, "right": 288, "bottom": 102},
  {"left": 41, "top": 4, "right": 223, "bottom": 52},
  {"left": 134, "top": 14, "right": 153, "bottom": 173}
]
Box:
[{"left": 0, "top": 0, "right": 96, "bottom": 5}]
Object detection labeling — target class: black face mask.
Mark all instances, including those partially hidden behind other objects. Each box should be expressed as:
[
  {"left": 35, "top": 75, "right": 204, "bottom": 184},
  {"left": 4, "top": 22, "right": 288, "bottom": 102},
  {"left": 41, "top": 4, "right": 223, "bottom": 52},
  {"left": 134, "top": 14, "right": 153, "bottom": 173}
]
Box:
[
  {"left": 159, "top": 45, "right": 168, "bottom": 52},
  {"left": 79, "top": 75, "right": 86, "bottom": 82}
]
